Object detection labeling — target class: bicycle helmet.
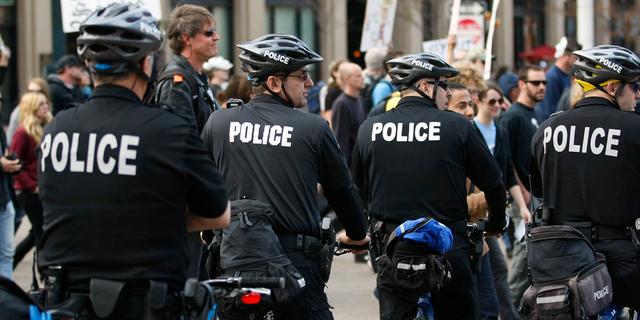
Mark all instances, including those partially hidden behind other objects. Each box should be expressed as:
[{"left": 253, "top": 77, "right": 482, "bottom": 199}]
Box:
[
  {"left": 387, "top": 52, "right": 459, "bottom": 103},
  {"left": 573, "top": 45, "right": 640, "bottom": 101},
  {"left": 237, "top": 34, "right": 323, "bottom": 86},
  {"left": 77, "top": 3, "right": 164, "bottom": 77}
]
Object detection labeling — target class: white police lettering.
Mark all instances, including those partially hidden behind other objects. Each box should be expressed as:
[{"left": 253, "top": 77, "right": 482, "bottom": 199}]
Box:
[
  {"left": 229, "top": 121, "right": 293, "bottom": 147},
  {"left": 264, "top": 50, "right": 290, "bottom": 65},
  {"left": 542, "top": 125, "right": 620, "bottom": 157},
  {"left": 40, "top": 132, "right": 139, "bottom": 176},
  {"left": 593, "top": 286, "right": 609, "bottom": 300},
  {"left": 371, "top": 122, "right": 441, "bottom": 142},
  {"left": 598, "top": 58, "right": 622, "bottom": 73},
  {"left": 411, "top": 60, "right": 433, "bottom": 71},
  {"left": 139, "top": 22, "right": 162, "bottom": 40}
]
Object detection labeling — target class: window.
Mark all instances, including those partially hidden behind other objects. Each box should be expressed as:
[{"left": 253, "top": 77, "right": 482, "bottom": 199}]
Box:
[{"left": 266, "top": 4, "right": 319, "bottom": 80}]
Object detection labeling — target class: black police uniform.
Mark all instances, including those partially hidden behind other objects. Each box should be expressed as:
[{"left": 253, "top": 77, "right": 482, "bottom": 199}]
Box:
[
  {"left": 530, "top": 96, "right": 640, "bottom": 309},
  {"left": 201, "top": 94, "right": 367, "bottom": 320},
  {"left": 351, "top": 96, "right": 504, "bottom": 320},
  {"left": 37, "top": 85, "right": 229, "bottom": 295},
  {"left": 155, "top": 54, "right": 220, "bottom": 134}
]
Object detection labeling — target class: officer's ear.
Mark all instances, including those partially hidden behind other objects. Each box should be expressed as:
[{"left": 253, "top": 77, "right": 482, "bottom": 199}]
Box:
[
  {"left": 141, "top": 54, "right": 153, "bottom": 78},
  {"left": 265, "top": 75, "right": 282, "bottom": 93},
  {"left": 605, "top": 81, "right": 618, "bottom": 96}
]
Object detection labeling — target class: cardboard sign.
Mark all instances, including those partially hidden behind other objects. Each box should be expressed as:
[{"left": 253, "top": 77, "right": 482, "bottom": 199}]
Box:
[
  {"left": 61, "top": 0, "right": 162, "bottom": 33},
  {"left": 422, "top": 37, "right": 474, "bottom": 59},
  {"left": 360, "top": 0, "right": 398, "bottom": 52}
]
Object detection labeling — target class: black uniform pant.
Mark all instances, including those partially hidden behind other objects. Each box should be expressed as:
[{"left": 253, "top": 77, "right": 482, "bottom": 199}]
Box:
[
  {"left": 378, "top": 233, "right": 479, "bottom": 320},
  {"left": 279, "top": 248, "right": 333, "bottom": 320},
  {"left": 593, "top": 239, "right": 640, "bottom": 310}
]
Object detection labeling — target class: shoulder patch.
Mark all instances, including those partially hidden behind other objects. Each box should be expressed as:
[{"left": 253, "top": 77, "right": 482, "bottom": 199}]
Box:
[
  {"left": 173, "top": 74, "right": 183, "bottom": 82},
  {"left": 549, "top": 110, "right": 563, "bottom": 118}
]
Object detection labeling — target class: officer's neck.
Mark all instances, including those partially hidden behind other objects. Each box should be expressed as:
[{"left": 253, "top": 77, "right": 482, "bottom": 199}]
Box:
[
  {"left": 584, "top": 90, "right": 614, "bottom": 103},
  {"left": 96, "top": 74, "right": 147, "bottom": 100}
]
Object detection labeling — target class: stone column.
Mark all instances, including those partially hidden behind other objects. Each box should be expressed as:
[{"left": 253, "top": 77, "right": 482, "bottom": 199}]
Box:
[
  {"left": 17, "top": 0, "right": 52, "bottom": 89},
  {"left": 319, "top": 0, "right": 348, "bottom": 81}
]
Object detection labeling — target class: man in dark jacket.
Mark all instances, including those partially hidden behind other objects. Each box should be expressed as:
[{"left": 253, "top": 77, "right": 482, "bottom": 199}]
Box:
[
  {"left": 153, "top": 4, "right": 220, "bottom": 135},
  {"left": 153, "top": 4, "right": 222, "bottom": 279},
  {"left": 47, "top": 55, "right": 85, "bottom": 115}
]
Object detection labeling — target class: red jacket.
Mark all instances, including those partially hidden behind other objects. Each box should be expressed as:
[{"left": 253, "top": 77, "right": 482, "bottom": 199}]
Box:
[{"left": 10, "top": 126, "right": 38, "bottom": 192}]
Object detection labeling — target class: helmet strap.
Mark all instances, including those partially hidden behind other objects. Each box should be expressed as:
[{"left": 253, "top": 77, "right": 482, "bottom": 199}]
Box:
[
  {"left": 410, "top": 82, "right": 435, "bottom": 103},
  {"left": 260, "top": 74, "right": 294, "bottom": 108},
  {"left": 596, "top": 81, "right": 625, "bottom": 110}
]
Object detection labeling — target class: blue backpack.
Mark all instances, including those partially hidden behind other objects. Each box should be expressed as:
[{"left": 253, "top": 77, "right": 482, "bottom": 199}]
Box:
[{"left": 305, "top": 81, "right": 325, "bottom": 115}]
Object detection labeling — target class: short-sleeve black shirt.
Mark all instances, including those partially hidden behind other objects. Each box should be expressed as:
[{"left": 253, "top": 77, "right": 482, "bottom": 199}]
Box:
[
  {"left": 352, "top": 96, "right": 503, "bottom": 224},
  {"left": 530, "top": 97, "right": 640, "bottom": 226},
  {"left": 37, "top": 85, "right": 228, "bottom": 291},
  {"left": 201, "top": 94, "right": 363, "bottom": 238},
  {"left": 497, "top": 101, "right": 544, "bottom": 190}
]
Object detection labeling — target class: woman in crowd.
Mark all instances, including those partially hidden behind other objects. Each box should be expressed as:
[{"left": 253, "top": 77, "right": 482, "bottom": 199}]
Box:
[
  {"left": 11, "top": 92, "right": 52, "bottom": 267},
  {"left": 8, "top": 78, "right": 50, "bottom": 145}
]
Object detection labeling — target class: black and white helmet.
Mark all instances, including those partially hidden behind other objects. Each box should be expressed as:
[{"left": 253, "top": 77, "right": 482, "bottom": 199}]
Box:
[
  {"left": 387, "top": 53, "right": 459, "bottom": 89},
  {"left": 573, "top": 45, "right": 640, "bottom": 87},
  {"left": 237, "top": 34, "right": 323, "bottom": 86},
  {"left": 77, "top": 3, "right": 164, "bottom": 75}
]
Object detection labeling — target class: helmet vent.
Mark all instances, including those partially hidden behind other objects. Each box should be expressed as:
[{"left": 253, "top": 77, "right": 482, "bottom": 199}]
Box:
[
  {"left": 120, "top": 46, "right": 139, "bottom": 54},
  {"left": 257, "top": 44, "right": 271, "bottom": 49},
  {"left": 88, "top": 44, "right": 109, "bottom": 53},
  {"left": 126, "top": 16, "right": 140, "bottom": 23},
  {"left": 278, "top": 42, "right": 296, "bottom": 48},
  {"left": 84, "top": 26, "right": 115, "bottom": 35},
  {"left": 122, "top": 32, "right": 143, "bottom": 40}
]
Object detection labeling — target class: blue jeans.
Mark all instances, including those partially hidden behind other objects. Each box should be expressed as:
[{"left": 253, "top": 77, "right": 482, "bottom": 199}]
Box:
[
  {"left": 0, "top": 200, "right": 15, "bottom": 279},
  {"left": 474, "top": 253, "right": 499, "bottom": 320}
]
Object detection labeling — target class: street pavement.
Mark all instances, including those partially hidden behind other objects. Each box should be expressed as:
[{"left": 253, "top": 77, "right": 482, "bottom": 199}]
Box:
[{"left": 13, "top": 221, "right": 381, "bottom": 319}]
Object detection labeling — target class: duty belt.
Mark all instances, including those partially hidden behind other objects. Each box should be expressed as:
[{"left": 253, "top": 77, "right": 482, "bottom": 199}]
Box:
[
  {"left": 564, "top": 221, "right": 635, "bottom": 242},
  {"left": 277, "top": 233, "right": 323, "bottom": 258},
  {"left": 381, "top": 220, "right": 467, "bottom": 234}
]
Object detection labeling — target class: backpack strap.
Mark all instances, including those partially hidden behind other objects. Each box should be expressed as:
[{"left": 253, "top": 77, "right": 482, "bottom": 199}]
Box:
[{"left": 158, "top": 68, "right": 199, "bottom": 99}]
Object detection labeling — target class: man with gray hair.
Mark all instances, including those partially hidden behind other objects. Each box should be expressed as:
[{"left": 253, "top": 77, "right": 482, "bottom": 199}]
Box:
[{"left": 361, "top": 47, "right": 388, "bottom": 114}]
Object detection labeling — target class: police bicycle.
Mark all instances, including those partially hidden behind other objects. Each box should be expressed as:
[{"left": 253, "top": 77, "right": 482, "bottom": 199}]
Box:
[{"left": 16, "top": 275, "right": 286, "bottom": 320}]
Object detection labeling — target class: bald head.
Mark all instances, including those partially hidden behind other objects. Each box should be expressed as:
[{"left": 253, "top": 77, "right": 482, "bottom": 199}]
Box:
[{"left": 339, "top": 62, "right": 366, "bottom": 95}]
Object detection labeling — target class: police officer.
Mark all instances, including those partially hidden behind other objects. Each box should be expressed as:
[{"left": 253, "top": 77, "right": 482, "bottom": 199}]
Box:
[
  {"left": 201, "top": 34, "right": 369, "bottom": 320},
  {"left": 36, "top": 4, "right": 230, "bottom": 318},
  {"left": 351, "top": 53, "right": 507, "bottom": 320},
  {"left": 530, "top": 45, "right": 640, "bottom": 310}
]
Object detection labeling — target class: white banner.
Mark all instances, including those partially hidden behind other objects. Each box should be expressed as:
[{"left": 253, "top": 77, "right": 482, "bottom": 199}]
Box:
[
  {"left": 61, "top": 0, "right": 162, "bottom": 33},
  {"left": 422, "top": 37, "right": 474, "bottom": 59},
  {"left": 359, "top": 0, "right": 398, "bottom": 52}
]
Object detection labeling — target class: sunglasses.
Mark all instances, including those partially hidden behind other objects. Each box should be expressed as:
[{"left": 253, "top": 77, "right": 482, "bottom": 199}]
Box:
[
  {"left": 425, "top": 81, "right": 448, "bottom": 90},
  {"left": 27, "top": 89, "right": 43, "bottom": 93},
  {"left": 484, "top": 98, "right": 504, "bottom": 106},
  {"left": 629, "top": 81, "right": 640, "bottom": 93},
  {"left": 274, "top": 72, "right": 309, "bottom": 81},
  {"left": 203, "top": 28, "right": 216, "bottom": 37},
  {"left": 288, "top": 72, "right": 309, "bottom": 81},
  {"left": 524, "top": 80, "right": 547, "bottom": 86}
]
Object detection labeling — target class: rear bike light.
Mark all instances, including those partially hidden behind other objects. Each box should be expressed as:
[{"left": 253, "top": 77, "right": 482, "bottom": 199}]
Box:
[{"left": 240, "top": 291, "right": 262, "bottom": 305}]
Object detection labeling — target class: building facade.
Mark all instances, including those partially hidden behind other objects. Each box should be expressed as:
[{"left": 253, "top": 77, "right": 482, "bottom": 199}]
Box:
[{"left": 2, "top": 0, "right": 638, "bottom": 121}]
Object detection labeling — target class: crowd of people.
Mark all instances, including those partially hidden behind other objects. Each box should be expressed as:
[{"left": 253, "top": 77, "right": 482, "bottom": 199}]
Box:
[{"left": 0, "top": 2, "right": 638, "bottom": 320}]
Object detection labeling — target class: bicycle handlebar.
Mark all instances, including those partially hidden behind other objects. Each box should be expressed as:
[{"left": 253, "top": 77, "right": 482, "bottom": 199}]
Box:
[
  {"left": 204, "top": 277, "right": 285, "bottom": 289},
  {"left": 336, "top": 241, "right": 370, "bottom": 250}
]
